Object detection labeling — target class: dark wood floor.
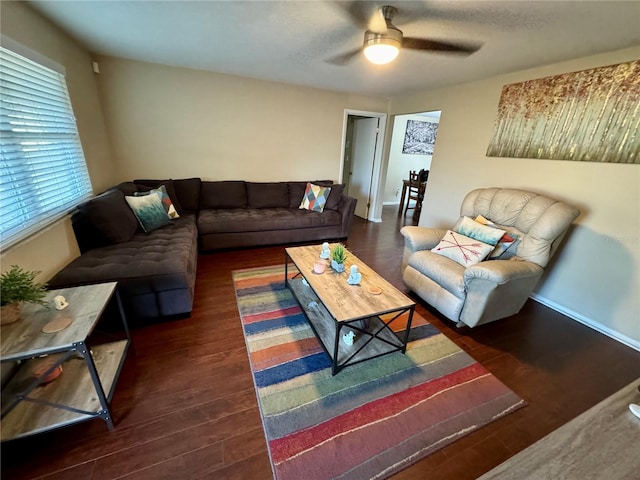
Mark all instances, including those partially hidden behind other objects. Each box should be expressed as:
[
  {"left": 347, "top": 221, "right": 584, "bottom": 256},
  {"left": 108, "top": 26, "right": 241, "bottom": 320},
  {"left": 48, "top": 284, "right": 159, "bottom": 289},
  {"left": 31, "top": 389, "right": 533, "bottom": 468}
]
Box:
[{"left": 3, "top": 206, "right": 640, "bottom": 480}]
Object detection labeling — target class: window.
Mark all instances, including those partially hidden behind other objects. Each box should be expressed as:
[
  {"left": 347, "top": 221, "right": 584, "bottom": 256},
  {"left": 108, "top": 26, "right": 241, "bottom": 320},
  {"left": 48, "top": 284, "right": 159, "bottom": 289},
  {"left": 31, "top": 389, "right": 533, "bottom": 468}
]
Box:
[{"left": 1, "top": 44, "right": 92, "bottom": 249}]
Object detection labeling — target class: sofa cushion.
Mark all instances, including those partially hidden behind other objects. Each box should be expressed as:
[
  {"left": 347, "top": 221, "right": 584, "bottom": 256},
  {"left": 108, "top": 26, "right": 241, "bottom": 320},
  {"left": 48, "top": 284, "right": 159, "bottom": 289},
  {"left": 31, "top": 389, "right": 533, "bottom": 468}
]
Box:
[
  {"left": 80, "top": 189, "right": 139, "bottom": 244},
  {"left": 324, "top": 183, "right": 344, "bottom": 211},
  {"left": 171, "top": 178, "right": 201, "bottom": 213},
  {"left": 115, "top": 182, "right": 149, "bottom": 196},
  {"left": 246, "top": 182, "right": 289, "bottom": 208},
  {"left": 288, "top": 182, "right": 308, "bottom": 208},
  {"left": 200, "top": 181, "right": 247, "bottom": 209},
  {"left": 198, "top": 208, "right": 342, "bottom": 234}
]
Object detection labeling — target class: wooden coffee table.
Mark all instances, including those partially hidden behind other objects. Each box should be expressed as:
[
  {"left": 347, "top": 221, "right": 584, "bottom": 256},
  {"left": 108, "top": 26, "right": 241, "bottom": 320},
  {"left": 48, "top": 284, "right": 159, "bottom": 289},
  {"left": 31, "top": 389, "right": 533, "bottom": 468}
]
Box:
[{"left": 285, "top": 244, "right": 415, "bottom": 375}]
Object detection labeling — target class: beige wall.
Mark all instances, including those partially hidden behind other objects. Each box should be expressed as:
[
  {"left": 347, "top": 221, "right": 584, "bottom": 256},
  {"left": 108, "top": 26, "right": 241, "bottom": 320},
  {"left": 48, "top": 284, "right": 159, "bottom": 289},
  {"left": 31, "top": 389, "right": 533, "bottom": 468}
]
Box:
[
  {"left": 388, "top": 46, "right": 640, "bottom": 347},
  {"left": 95, "top": 56, "right": 389, "bottom": 183},
  {"left": 0, "top": 2, "right": 116, "bottom": 282}
]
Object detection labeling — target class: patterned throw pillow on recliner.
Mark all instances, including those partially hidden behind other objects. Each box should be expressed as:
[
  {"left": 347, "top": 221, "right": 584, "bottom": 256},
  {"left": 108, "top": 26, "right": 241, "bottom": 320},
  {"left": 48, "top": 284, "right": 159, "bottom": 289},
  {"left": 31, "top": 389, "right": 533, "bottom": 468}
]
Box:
[{"left": 431, "top": 230, "right": 494, "bottom": 267}]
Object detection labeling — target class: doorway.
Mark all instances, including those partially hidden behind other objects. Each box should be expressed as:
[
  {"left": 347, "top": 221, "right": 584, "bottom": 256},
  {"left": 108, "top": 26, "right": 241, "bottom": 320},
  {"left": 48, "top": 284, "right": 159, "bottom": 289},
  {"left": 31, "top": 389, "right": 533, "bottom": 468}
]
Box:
[
  {"left": 340, "top": 110, "right": 387, "bottom": 222},
  {"left": 383, "top": 111, "right": 441, "bottom": 215}
]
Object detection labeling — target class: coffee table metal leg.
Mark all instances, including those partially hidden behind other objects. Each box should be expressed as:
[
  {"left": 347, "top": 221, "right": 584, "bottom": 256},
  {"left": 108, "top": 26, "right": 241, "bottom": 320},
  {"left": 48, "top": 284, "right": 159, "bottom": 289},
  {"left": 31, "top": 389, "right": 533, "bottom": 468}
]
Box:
[
  {"left": 284, "top": 252, "right": 288, "bottom": 287},
  {"left": 401, "top": 307, "right": 415, "bottom": 353},
  {"left": 332, "top": 322, "right": 342, "bottom": 376}
]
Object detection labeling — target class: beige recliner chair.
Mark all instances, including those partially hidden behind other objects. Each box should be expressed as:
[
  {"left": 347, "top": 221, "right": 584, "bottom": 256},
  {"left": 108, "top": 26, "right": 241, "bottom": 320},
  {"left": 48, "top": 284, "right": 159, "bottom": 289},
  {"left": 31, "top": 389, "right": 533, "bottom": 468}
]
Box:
[{"left": 401, "top": 188, "right": 580, "bottom": 328}]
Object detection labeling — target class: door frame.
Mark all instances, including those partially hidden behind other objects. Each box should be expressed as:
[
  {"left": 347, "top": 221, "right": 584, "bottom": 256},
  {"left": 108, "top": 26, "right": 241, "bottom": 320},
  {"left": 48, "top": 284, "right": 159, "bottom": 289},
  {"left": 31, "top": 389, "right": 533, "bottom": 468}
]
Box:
[{"left": 339, "top": 109, "right": 387, "bottom": 222}]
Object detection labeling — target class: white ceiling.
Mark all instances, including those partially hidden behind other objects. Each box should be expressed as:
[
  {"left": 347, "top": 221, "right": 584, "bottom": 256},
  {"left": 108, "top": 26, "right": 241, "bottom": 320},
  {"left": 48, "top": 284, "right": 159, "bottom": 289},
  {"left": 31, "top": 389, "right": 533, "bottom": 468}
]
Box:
[{"left": 28, "top": 0, "right": 640, "bottom": 97}]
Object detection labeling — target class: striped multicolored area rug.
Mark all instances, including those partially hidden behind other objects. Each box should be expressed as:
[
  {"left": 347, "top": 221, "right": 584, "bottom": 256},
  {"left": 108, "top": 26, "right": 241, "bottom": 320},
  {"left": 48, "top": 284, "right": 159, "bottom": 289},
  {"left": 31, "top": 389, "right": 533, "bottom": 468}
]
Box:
[{"left": 233, "top": 265, "right": 525, "bottom": 480}]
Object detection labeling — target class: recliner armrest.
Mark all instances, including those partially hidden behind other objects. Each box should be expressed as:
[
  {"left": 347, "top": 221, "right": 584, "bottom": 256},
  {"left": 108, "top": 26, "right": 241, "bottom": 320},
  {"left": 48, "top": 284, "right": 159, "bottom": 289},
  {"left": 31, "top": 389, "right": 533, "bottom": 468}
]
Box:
[
  {"left": 464, "top": 258, "right": 543, "bottom": 285},
  {"left": 401, "top": 226, "right": 448, "bottom": 272},
  {"left": 400, "top": 226, "right": 447, "bottom": 253}
]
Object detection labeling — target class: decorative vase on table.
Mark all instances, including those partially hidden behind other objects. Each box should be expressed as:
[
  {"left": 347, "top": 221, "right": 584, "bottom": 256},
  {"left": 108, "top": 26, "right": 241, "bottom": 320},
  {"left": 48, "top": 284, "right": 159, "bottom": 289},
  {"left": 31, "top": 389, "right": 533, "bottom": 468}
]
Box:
[
  {"left": 0, "top": 265, "right": 49, "bottom": 326},
  {"left": 331, "top": 260, "right": 345, "bottom": 273},
  {"left": 331, "top": 244, "right": 348, "bottom": 273},
  {"left": 0, "top": 302, "right": 21, "bottom": 325}
]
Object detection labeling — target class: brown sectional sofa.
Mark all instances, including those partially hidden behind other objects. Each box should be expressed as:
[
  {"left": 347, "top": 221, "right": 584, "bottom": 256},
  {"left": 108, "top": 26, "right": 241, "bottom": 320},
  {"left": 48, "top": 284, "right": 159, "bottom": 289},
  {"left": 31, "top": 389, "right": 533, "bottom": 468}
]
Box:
[
  {"left": 48, "top": 178, "right": 356, "bottom": 323},
  {"left": 197, "top": 180, "right": 355, "bottom": 250}
]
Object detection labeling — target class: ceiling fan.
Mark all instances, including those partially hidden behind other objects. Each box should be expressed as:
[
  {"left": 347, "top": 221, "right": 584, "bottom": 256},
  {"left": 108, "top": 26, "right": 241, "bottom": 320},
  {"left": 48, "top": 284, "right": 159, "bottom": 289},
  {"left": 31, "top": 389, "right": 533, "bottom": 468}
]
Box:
[{"left": 328, "top": 4, "right": 481, "bottom": 65}]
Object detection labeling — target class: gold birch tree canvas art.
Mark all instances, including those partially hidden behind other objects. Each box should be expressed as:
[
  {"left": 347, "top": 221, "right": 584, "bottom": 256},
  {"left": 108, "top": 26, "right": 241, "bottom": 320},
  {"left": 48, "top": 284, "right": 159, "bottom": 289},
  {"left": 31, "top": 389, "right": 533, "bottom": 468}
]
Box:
[{"left": 486, "top": 60, "right": 640, "bottom": 164}]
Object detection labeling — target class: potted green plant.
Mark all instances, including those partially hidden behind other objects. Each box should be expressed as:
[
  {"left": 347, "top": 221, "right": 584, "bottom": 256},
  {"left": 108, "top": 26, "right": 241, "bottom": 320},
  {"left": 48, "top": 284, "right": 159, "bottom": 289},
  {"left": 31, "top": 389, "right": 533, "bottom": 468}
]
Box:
[
  {"left": 1, "top": 265, "right": 48, "bottom": 325},
  {"left": 331, "top": 244, "right": 348, "bottom": 273}
]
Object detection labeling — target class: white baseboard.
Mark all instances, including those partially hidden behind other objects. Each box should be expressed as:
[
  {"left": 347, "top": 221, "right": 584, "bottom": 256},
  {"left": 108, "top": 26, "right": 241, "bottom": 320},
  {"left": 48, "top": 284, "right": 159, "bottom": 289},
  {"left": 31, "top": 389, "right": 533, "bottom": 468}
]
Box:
[
  {"left": 530, "top": 293, "right": 640, "bottom": 352},
  {"left": 383, "top": 201, "right": 400, "bottom": 206}
]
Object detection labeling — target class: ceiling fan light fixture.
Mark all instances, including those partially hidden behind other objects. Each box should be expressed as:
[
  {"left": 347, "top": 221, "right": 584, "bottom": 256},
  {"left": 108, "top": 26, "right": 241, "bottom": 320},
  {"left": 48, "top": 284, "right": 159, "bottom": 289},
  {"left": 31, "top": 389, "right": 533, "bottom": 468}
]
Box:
[
  {"left": 364, "top": 43, "right": 399, "bottom": 64},
  {"left": 363, "top": 29, "right": 402, "bottom": 65}
]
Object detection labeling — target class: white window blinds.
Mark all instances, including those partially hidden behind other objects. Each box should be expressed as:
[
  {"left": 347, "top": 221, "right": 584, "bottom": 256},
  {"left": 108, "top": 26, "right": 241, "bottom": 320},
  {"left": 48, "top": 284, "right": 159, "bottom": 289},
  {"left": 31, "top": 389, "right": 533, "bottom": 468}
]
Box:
[{"left": 1, "top": 45, "right": 92, "bottom": 249}]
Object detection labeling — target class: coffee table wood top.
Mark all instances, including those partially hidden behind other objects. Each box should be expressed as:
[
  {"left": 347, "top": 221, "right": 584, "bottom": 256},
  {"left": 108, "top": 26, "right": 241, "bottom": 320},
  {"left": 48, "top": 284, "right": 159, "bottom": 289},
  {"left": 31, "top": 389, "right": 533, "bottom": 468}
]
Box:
[{"left": 285, "top": 244, "right": 414, "bottom": 323}]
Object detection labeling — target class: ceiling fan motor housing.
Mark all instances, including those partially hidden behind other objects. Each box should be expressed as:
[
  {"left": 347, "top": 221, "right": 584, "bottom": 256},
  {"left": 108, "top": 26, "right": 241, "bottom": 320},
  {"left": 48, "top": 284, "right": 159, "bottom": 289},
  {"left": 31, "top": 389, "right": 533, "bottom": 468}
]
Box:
[{"left": 363, "top": 26, "right": 402, "bottom": 50}]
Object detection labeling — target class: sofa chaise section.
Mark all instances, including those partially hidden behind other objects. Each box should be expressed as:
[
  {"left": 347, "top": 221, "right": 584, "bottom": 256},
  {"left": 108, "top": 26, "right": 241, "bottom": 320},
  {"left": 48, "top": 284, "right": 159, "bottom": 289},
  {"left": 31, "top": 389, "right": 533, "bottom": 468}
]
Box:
[
  {"left": 49, "top": 215, "right": 197, "bottom": 320},
  {"left": 48, "top": 180, "right": 200, "bottom": 322}
]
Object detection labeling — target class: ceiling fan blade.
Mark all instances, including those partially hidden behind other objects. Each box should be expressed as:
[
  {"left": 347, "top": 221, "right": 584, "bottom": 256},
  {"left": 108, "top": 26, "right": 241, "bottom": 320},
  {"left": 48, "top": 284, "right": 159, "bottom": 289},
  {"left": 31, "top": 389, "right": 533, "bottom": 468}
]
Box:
[
  {"left": 331, "top": 1, "right": 371, "bottom": 30},
  {"left": 403, "top": 37, "right": 481, "bottom": 54},
  {"left": 325, "top": 47, "right": 362, "bottom": 66},
  {"left": 368, "top": 7, "right": 388, "bottom": 34}
]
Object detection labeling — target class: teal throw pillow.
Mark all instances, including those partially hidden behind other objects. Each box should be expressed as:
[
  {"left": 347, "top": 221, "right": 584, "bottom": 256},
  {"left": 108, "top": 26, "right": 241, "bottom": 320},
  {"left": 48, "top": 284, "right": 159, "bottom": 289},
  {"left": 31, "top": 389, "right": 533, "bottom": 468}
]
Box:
[
  {"left": 125, "top": 193, "right": 171, "bottom": 233},
  {"left": 134, "top": 184, "right": 180, "bottom": 219},
  {"left": 474, "top": 215, "right": 519, "bottom": 258},
  {"left": 455, "top": 216, "right": 506, "bottom": 246}
]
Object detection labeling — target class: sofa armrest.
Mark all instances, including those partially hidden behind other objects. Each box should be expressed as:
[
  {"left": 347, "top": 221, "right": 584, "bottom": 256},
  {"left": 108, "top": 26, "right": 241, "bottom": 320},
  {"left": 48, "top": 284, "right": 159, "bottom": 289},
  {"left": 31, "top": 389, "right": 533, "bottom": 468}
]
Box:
[
  {"left": 464, "top": 258, "right": 543, "bottom": 285},
  {"left": 337, "top": 194, "right": 357, "bottom": 237}
]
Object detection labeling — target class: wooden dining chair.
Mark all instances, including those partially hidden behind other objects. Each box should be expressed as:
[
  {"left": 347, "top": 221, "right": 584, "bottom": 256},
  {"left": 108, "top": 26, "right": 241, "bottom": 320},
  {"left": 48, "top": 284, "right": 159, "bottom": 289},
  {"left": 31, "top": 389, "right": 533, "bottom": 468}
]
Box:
[{"left": 404, "top": 170, "right": 421, "bottom": 215}]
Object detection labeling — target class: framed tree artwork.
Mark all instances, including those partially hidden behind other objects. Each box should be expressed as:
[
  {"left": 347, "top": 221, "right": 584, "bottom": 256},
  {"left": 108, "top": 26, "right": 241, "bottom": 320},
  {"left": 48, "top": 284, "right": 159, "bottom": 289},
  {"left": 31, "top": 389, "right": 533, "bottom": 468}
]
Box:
[
  {"left": 486, "top": 60, "right": 640, "bottom": 164},
  {"left": 402, "top": 120, "right": 438, "bottom": 155}
]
